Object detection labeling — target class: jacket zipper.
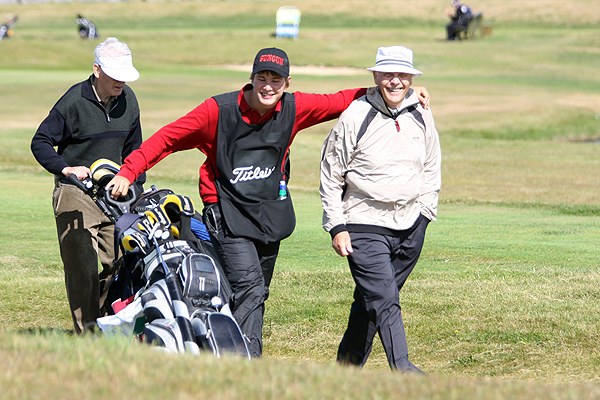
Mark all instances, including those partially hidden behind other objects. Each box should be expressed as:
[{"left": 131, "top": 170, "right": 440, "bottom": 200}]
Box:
[{"left": 99, "top": 98, "right": 119, "bottom": 123}]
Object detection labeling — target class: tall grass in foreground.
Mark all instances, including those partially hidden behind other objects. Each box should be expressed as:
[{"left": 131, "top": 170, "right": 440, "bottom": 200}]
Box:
[{"left": 5, "top": 330, "right": 600, "bottom": 400}]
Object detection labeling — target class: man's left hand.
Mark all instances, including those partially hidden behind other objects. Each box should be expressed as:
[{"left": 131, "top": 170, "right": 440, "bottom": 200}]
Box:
[
  {"left": 413, "top": 86, "right": 430, "bottom": 109},
  {"left": 105, "top": 175, "right": 132, "bottom": 199}
]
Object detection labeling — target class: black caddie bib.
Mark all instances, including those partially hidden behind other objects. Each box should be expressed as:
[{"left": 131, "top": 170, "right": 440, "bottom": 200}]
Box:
[{"left": 213, "top": 90, "right": 296, "bottom": 243}]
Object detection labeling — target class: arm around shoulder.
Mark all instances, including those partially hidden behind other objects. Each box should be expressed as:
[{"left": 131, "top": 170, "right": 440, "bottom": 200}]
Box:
[{"left": 412, "top": 86, "right": 430, "bottom": 109}]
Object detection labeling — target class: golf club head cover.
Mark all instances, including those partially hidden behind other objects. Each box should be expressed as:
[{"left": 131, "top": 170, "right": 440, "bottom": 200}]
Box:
[
  {"left": 136, "top": 214, "right": 155, "bottom": 234},
  {"left": 121, "top": 228, "right": 150, "bottom": 253},
  {"left": 159, "top": 194, "right": 195, "bottom": 222},
  {"left": 113, "top": 212, "right": 146, "bottom": 259},
  {"left": 144, "top": 207, "right": 171, "bottom": 231},
  {"left": 90, "top": 158, "right": 121, "bottom": 186},
  {"left": 159, "top": 194, "right": 196, "bottom": 242}
]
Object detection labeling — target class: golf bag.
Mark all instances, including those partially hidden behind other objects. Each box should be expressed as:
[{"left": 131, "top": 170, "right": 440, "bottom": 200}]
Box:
[
  {"left": 0, "top": 14, "right": 17, "bottom": 41},
  {"left": 69, "top": 159, "right": 250, "bottom": 359},
  {"left": 76, "top": 14, "right": 99, "bottom": 40}
]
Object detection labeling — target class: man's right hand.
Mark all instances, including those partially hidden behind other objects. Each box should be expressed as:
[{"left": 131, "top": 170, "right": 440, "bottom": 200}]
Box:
[
  {"left": 62, "top": 166, "right": 90, "bottom": 180},
  {"left": 332, "top": 231, "right": 353, "bottom": 257},
  {"left": 106, "top": 175, "right": 131, "bottom": 199}
]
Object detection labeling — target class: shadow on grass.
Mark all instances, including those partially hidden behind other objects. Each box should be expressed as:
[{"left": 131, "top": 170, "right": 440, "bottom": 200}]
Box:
[{"left": 18, "top": 327, "right": 75, "bottom": 336}]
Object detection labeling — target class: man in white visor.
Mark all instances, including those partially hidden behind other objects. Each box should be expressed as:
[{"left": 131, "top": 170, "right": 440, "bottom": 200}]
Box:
[{"left": 31, "top": 37, "right": 145, "bottom": 334}]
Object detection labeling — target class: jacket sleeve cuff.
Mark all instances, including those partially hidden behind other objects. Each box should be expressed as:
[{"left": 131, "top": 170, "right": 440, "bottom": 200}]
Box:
[
  {"left": 329, "top": 224, "right": 347, "bottom": 239},
  {"left": 117, "top": 168, "right": 137, "bottom": 184}
]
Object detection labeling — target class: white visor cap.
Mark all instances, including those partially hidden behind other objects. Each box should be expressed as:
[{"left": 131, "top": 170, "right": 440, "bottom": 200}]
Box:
[{"left": 95, "top": 54, "right": 140, "bottom": 82}]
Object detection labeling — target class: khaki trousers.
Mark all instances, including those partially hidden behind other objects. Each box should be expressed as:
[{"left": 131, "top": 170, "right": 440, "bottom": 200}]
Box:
[{"left": 53, "top": 182, "right": 117, "bottom": 333}]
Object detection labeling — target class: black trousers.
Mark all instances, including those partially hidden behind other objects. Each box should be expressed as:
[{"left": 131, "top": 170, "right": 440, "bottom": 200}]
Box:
[
  {"left": 446, "top": 22, "right": 467, "bottom": 40},
  {"left": 337, "top": 214, "right": 429, "bottom": 370},
  {"left": 203, "top": 204, "right": 279, "bottom": 358}
]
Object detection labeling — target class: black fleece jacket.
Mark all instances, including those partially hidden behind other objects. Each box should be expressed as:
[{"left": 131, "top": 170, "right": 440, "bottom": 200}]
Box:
[{"left": 31, "top": 75, "right": 145, "bottom": 184}]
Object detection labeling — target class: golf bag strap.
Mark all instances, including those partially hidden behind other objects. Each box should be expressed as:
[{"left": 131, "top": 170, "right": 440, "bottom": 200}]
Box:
[{"left": 356, "top": 107, "right": 379, "bottom": 144}]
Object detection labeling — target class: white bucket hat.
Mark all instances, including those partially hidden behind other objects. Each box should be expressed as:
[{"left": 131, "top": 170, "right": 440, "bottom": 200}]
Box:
[
  {"left": 95, "top": 54, "right": 140, "bottom": 82},
  {"left": 367, "top": 46, "right": 422, "bottom": 77}
]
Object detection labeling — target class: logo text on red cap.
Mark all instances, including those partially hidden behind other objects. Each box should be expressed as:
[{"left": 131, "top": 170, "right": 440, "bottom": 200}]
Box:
[{"left": 259, "top": 54, "right": 284, "bottom": 66}]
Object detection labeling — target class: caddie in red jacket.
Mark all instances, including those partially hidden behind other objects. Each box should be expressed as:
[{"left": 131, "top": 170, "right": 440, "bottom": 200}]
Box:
[{"left": 107, "top": 47, "right": 430, "bottom": 358}]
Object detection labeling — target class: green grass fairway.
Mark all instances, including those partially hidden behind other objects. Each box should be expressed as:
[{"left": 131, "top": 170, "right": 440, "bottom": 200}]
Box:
[{"left": 1, "top": 0, "right": 600, "bottom": 398}]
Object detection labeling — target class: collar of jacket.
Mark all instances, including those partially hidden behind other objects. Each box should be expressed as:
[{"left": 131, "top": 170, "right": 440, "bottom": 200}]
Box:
[
  {"left": 365, "top": 86, "right": 419, "bottom": 119},
  {"left": 81, "top": 74, "right": 127, "bottom": 105}
]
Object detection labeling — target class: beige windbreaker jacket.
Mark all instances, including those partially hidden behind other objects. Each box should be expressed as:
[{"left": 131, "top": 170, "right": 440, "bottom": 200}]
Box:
[{"left": 320, "top": 86, "right": 441, "bottom": 234}]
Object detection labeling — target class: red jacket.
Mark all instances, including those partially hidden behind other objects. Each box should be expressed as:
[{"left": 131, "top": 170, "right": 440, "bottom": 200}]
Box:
[{"left": 119, "top": 85, "right": 366, "bottom": 204}]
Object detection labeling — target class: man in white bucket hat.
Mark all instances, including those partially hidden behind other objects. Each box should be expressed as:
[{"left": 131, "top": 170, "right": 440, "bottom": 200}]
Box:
[
  {"left": 31, "top": 37, "right": 145, "bottom": 334},
  {"left": 320, "top": 46, "right": 441, "bottom": 373}
]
